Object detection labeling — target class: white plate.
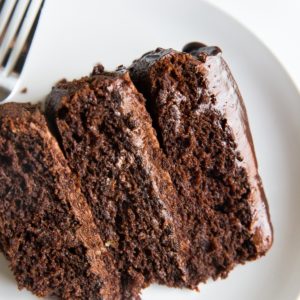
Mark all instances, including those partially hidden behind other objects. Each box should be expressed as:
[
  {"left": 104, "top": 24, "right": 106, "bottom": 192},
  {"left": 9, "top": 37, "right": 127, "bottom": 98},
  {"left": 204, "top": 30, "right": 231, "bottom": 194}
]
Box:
[{"left": 1, "top": 0, "right": 300, "bottom": 299}]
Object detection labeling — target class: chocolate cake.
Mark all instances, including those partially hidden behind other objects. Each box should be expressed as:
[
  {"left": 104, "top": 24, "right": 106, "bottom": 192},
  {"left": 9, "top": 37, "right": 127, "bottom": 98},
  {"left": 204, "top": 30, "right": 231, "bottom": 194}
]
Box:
[
  {"left": 0, "top": 44, "right": 273, "bottom": 299},
  {"left": 0, "top": 103, "right": 121, "bottom": 300},
  {"left": 45, "top": 67, "right": 189, "bottom": 298},
  {"left": 129, "top": 44, "right": 273, "bottom": 286}
]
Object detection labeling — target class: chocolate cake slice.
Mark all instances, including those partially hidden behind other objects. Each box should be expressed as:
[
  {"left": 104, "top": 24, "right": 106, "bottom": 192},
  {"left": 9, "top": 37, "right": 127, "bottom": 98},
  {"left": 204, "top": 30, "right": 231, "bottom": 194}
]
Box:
[
  {"left": 0, "top": 103, "right": 121, "bottom": 300},
  {"left": 129, "top": 45, "right": 273, "bottom": 286},
  {"left": 46, "top": 67, "right": 189, "bottom": 298}
]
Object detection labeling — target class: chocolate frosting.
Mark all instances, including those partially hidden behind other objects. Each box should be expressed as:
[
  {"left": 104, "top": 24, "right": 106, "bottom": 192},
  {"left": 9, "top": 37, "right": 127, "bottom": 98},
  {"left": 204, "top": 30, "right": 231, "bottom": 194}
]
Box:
[
  {"left": 183, "top": 43, "right": 273, "bottom": 254},
  {"left": 183, "top": 42, "right": 222, "bottom": 57}
]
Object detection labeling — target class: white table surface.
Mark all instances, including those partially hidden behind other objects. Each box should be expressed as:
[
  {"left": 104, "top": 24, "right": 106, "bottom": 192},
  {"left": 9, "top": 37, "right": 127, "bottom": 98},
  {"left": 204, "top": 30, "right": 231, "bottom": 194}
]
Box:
[{"left": 206, "top": 0, "right": 300, "bottom": 92}]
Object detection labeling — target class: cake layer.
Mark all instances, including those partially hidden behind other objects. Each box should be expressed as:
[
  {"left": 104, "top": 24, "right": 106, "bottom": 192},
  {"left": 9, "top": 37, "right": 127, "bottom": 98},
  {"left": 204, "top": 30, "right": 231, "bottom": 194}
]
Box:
[
  {"left": 129, "top": 46, "right": 273, "bottom": 286},
  {"left": 0, "top": 103, "right": 121, "bottom": 300},
  {"left": 184, "top": 43, "right": 273, "bottom": 254},
  {"left": 46, "top": 67, "right": 189, "bottom": 298}
]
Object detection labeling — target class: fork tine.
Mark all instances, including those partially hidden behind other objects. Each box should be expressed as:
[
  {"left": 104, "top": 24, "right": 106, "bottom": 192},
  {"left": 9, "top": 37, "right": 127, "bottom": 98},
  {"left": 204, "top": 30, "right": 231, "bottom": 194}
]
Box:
[
  {"left": 0, "top": 0, "right": 30, "bottom": 65},
  {"left": 0, "top": 0, "right": 17, "bottom": 35},
  {"left": 3, "top": 0, "right": 43, "bottom": 75}
]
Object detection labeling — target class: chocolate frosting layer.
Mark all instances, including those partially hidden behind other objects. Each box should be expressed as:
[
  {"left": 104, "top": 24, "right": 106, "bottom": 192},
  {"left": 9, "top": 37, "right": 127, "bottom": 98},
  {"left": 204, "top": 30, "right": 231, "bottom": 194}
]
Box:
[{"left": 183, "top": 43, "right": 273, "bottom": 254}]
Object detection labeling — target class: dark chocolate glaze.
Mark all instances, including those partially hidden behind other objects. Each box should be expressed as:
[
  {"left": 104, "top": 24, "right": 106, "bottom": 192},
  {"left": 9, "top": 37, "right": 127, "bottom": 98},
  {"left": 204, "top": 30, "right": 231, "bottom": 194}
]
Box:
[
  {"left": 184, "top": 43, "right": 273, "bottom": 253},
  {"left": 182, "top": 41, "right": 207, "bottom": 52},
  {"left": 183, "top": 42, "right": 222, "bottom": 57}
]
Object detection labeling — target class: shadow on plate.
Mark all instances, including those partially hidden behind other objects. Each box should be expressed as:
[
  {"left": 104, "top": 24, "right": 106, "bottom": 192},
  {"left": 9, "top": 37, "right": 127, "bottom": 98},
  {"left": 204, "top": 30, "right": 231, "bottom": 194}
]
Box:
[{"left": 0, "top": 253, "right": 16, "bottom": 284}]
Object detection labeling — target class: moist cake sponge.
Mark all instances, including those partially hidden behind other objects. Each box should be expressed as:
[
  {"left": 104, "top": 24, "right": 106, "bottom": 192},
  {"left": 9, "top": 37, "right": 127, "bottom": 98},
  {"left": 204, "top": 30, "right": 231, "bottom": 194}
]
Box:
[
  {"left": 129, "top": 45, "right": 273, "bottom": 287},
  {"left": 46, "top": 67, "right": 190, "bottom": 298},
  {"left": 0, "top": 103, "right": 121, "bottom": 300}
]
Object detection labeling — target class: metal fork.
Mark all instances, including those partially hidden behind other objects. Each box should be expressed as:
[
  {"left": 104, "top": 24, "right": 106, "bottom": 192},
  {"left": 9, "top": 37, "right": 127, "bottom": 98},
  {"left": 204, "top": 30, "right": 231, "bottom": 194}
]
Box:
[{"left": 0, "top": 0, "right": 44, "bottom": 101}]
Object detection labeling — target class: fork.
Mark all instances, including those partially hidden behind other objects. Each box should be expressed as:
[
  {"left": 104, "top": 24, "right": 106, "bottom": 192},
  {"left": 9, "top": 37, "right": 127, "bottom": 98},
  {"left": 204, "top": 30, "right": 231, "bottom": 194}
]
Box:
[{"left": 0, "top": 0, "right": 44, "bottom": 102}]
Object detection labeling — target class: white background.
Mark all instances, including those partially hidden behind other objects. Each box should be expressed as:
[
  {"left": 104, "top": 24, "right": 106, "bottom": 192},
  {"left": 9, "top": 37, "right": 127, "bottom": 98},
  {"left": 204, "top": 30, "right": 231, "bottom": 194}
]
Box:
[{"left": 207, "top": 0, "right": 300, "bottom": 91}]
